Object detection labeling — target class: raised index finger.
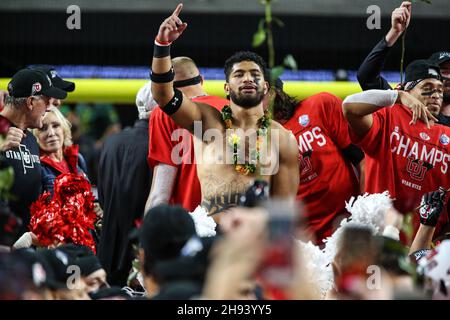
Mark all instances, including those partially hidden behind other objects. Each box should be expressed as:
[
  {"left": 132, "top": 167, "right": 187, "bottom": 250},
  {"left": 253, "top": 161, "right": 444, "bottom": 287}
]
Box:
[
  {"left": 401, "top": 1, "right": 411, "bottom": 8},
  {"left": 172, "top": 3, "right": 183, "bottom": 17}
]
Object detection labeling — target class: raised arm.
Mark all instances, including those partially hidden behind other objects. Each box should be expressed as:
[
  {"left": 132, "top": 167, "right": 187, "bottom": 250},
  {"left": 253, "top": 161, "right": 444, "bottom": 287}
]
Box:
[
  {"left": 151, "top": 4, "right": 212, "bottom": 131},
  {"left": 342, "top": 89, "right": 435, "bottom": 137},
  {"left": 357, "top": 2, "right": 411, "bottom": 91}
]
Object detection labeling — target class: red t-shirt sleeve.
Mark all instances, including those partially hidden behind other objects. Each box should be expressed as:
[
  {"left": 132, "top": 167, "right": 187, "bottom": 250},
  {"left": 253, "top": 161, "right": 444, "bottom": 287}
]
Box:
[
  {"left": 320, "top": 92, "right": 352, "bottom": 149},
  {"left": 148, "top": 108, "right": 178, "bottom": 168},
  {"left": 349, "top": 107, "right": 387, "bottom": 157}
]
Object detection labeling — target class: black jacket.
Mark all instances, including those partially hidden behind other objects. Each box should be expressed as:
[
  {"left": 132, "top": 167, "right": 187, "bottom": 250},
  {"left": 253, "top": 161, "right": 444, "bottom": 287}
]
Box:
[{"left": 97, "top": 119, "right": 152, "bottom": 286}]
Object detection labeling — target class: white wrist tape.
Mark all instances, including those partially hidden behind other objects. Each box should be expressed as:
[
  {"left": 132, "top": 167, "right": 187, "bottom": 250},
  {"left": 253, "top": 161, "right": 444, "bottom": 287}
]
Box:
[
  {"left": 343, "top": 89, "right": 398, "bottom": 107},
  {"left": 382, "top": 225, "right": 400, "bottom": 241},
  {"left": 12, "top": 232, "right": 33, "bottom": 250}
]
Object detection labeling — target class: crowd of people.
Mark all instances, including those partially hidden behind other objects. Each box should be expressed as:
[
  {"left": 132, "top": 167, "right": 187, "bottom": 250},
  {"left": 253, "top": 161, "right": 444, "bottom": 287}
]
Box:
[{"left": 0, "top": 2, "right": 449, "bottom": 300}]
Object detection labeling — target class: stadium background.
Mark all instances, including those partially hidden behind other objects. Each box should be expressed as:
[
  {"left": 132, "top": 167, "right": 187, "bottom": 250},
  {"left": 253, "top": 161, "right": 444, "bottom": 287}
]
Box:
[{"left": 1, "top": 0, "right": 449, "bottom": 127}]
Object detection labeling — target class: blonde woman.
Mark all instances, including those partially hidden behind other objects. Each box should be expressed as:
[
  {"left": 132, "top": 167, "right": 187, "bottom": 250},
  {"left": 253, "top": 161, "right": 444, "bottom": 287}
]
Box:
[
  {"left": 13, "top": 108, "right": 104, "bottom": 251},
  {"left": 33, "top": 106, "right": 89, "bottom": 195}
]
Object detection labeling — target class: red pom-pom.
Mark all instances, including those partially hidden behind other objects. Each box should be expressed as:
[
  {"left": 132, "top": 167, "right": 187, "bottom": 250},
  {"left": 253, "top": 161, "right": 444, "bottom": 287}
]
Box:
[{"left": 29, "top": 173, "right": 97, "bottom": 253}]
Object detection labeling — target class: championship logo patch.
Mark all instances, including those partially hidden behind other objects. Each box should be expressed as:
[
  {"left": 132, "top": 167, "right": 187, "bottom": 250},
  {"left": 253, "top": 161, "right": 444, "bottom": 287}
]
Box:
[
  {"left": 31, "top": 82, "right": 42, "bottom": 95},
  {"left": 439, "top": 134, "right": 449, "bottom": 145},
  {"left": 420, "top": 132, "right": 430, "bottom": 141},
  {"left": 298, "top": 115, "right": 309, "bottom": 127}
]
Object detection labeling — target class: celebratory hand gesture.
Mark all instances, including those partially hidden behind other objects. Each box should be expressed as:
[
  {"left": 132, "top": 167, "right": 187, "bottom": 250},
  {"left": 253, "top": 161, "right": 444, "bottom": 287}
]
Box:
[
  {"left": 386, "top": 2, "right": 412, "bottom": 46},
  {"left": 156, "top": 3, "right": 188, "bottom": 44},
  {"left": 1, "top": 127, "right": 26, "bottom": 151},
  {"left": 397, "top": 91, "right": 438, "bottom": 128},
  {"left": 391, "top": 2, "right": 411, "bottom": 34},
  {"left": 419, "top": 187, "right": 446, "bottom": 227}
]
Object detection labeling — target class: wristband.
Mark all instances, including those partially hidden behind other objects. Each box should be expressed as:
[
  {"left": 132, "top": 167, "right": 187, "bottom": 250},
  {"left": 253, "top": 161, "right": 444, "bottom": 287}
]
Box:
[
  {"left": 160, "top": 88, "right": 183, "bottom": 116},
  {"left": 153, "top": 39, "right": 171, "bottom": 58},
  {"left": 155, "top": 38, "right": 171, "bottom": 46}
]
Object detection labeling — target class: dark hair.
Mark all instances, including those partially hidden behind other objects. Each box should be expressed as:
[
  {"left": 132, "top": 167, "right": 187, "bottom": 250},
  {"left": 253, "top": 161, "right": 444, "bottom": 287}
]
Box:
[
  {"left": 272, "top": 88, "right": 299, "bottom": 121},
  {"left": 140, "top": 205, "right": 196, "bottom": 276},
  {"left": 224, "top": 51, "right": 267, "bottom": 82}
]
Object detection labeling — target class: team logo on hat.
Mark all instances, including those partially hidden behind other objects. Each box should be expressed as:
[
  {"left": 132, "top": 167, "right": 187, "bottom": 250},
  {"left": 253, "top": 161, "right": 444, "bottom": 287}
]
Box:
[
  {"left": 439, "top": 134, "right": 449, "bottom": 145},
  {"left": 298, "top": 115, "right": 310, "bottom": 127},
  {"left": 428, "top": 68, "right": 439, "bottom": 77},
  {"left": 439, "top": 52, "right": 450, "bottom": 60},
  {"left": 31, "top": 82, "right": 42, "bottom": 95},
  {"left": 420, "top": 132, "right": 430, "bottom": 141},
  {"left": 55, "top": 250, "right": 69, "bottom": 265},
  {"left": 32, "top": 263, "right": 47, "bottom": 287}
]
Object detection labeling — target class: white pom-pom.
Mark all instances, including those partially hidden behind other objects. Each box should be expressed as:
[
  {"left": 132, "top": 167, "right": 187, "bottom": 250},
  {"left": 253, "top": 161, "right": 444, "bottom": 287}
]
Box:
[
  {"left": 344, "top": 191, "right": 393, "bottom": 233},
  {"left": 296, "top": 240, "right": 334, "bottom": 299},
  {"left": 289, "top": 192, "right": 395, "bottom": 298},
  {"left": 322, "top": 191, "right": 393, "bottom": 264},
  {"left": 190, "top": 206, "right": 217, "bottom": 237}
]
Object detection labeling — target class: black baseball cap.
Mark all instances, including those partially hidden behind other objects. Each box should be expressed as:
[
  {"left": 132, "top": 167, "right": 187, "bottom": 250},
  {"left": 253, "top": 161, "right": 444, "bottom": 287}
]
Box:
[
  {"left": 7, "top": 69, "right": 67, "bottom": 99},
  {"left": 36, "top": 248, "right": 76, "bottom": 290},
  {"left": 428, "top": 51, "right": 450, "bottom": 66},
  {"left": 404, "top": 59, "right": 442, "bottom": 83},
  {"left": 31, "top": 66, "right": 75, "bottom": 92},
  {"left": 58, "top": 244, "right": 103, "bottom": 276},
  {"left": 151, "top": 236, "right": 214, "bottom": 283},
  {"left": 11, "top": 248, "right": 66, "bottom": 290},
  {"left": 132, "top": 205, "right": 197, "bottom": 265}
]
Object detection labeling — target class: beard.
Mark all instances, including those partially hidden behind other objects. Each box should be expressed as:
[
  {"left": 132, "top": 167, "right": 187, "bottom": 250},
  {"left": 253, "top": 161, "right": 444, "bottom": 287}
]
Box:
[{"left": 229, "top": 88, "right": 265, "bottom": 109}]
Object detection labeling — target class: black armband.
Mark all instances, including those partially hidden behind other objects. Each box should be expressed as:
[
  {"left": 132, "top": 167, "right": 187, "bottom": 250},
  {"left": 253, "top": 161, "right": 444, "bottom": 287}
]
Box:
[
  {"left": 160, "top": 88, "right": 183, "bottom": 116},
  {"left": 150, "top": 68, "right": 174, "bottom": 83},
  {"left": 174, "top": 75, "right": 202, "bottom": 88},
  {"left": 153, "top": 42, "right": 171, "bottom": 58}
]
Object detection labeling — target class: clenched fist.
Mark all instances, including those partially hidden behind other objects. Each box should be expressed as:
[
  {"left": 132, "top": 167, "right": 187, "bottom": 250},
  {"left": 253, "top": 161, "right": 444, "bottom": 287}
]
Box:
[{"left": 1, "top": 127, "right": 26, "bottom": 151}]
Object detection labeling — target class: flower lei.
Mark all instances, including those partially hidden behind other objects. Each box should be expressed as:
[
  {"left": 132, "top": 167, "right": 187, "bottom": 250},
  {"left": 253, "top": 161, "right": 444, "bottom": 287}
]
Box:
[{"left": 221, "top": 105, "right": 271, "bottom": 175}]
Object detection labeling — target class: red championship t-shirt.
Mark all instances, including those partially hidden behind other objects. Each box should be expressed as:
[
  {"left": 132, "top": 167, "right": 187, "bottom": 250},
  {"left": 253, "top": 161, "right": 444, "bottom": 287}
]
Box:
[
  {"left": 350, "top": 103, "right": 450, "bottom": 239},
  {"left": 148, "top": 95, "right": 229, "bottom": 212},
  {"left": 283, "top": 92, "right": 360, "bottom": 244}
]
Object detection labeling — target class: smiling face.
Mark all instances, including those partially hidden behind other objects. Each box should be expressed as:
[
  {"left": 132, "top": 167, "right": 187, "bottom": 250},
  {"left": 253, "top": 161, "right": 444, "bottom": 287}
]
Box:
[
  {"left": 408, "top": 78, "right": 444, "bottom": 116},
  {"left": 224, "top": 61, "right": 268, "bottom": 109},
  {"left": 36, "top": 111, "right": 65, "bottom": 154}
]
